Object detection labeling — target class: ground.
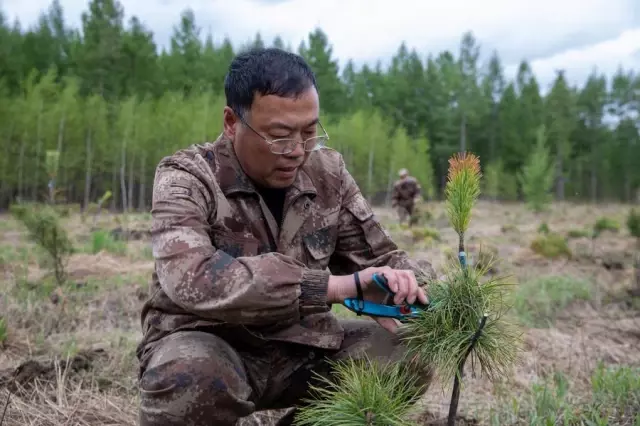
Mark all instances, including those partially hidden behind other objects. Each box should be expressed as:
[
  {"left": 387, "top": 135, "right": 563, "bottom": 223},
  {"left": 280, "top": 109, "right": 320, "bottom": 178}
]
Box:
[{"left": 0, "top": 200, "right": 639, "bottom": 425}]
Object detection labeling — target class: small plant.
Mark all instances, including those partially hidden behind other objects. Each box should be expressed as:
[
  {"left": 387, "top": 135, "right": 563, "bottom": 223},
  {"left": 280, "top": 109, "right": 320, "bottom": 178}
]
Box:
[
  {"left": 490, "top": 365, "right": 640, "bottom": 425},
  {"left": 409, "top": 226, "right": 440, "bottom": 243},
  {"left": 9, "top": 203, "right": 74, "bottom": 286},
  {"left": 500, "top": 223, "right": 518, "bottom": 233},
  {"left": 567, "top": 228, "right": 591, "bottom": 239},
  {"left": 89, "top": 229, "right": 127, "bottom": 255},
  {"left": 592, "top": 216, "right": 620, "bottom": 238},
  {"left": 530, "top": 233, "right": 571, "bottom": 259},
  {"left": 628, "top": 208, "right": 640, "bottom": 240},
  {"left": 518, "top": 125, "right": 554, "bottom": 213},
  {"left": 400, "top": 153, "right": 521, "bottom": 425},
  {"left": 0, "top": 317, "right": 7, "bottom": 348},
  {"left": 294, "top": 356, "right": 426, "bottom": 426},
  {"left": 482, "top": 160, "right": 503, "bottom": 201},
  {"left": 537, "top": 222, "right": 550, "bottom": 234}
]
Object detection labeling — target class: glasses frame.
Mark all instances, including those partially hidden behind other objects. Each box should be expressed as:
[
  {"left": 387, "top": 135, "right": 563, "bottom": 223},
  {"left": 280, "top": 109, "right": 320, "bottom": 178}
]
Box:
[{"left": 233, "top": 109, "right": 330, "bottom": 155}]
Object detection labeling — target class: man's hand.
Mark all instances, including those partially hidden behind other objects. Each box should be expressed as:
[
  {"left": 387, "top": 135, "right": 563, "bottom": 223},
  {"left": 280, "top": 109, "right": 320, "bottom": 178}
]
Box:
[{"left": 327, "top": 266, "right": 429, "bottom": 333}]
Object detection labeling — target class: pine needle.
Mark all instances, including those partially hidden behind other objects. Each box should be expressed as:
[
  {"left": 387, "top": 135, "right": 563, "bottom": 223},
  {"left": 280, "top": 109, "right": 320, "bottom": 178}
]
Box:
[
  {"left": 294, "top": 356, "right": 426, "bottom": 426},
  {"left": 400, "top": 151, "right": 522, "bottom": 391}
]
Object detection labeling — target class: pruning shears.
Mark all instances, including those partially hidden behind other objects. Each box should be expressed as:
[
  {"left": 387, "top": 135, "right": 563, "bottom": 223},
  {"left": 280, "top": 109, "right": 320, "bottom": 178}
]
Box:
[{"left": 342, "top": 273, "right": 429, "bottom": 322}]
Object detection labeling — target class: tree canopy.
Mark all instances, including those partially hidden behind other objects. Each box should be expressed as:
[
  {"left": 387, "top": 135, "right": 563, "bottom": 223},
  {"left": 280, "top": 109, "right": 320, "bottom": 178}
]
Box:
[{"left": 0, "top": 0, "right": 638, "bottom": 211}]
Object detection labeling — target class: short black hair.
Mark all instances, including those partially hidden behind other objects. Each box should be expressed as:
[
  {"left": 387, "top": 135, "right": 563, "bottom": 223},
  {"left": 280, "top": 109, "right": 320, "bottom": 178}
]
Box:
[{"left": 224, "top": 47, "right": 317, "bottom": 117}]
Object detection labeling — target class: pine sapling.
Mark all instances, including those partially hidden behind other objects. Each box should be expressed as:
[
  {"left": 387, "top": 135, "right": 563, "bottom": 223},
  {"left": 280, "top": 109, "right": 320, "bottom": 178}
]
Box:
[
  {"left": 518, "top": 125, "right": 554, "bottom": 213},
  {"left": 293, "top": 355, "right": 427, "bottom": 426},
  {"left": 399, "top": 152, "right": 522, "bottom": 425}
]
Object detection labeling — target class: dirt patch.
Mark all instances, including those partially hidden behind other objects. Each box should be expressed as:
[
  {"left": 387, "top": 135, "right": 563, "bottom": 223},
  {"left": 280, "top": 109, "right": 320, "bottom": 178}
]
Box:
[
  {"left": 2, "top": 202, "right": 639, "bottom": 425},
  {"left": 0, "top": 348, "right": 107, "bottom": 391}
]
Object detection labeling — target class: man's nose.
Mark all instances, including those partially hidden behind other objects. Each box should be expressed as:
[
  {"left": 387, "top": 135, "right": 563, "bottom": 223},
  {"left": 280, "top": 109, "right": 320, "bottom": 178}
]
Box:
[{"left": 287, "top": 140, "right": 306, "bottom": 158}]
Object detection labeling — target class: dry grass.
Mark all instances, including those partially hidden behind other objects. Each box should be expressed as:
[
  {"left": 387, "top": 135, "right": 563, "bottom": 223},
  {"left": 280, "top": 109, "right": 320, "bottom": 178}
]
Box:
[{"left": 1, "top": 200, "right": 639, "bottom": 425}]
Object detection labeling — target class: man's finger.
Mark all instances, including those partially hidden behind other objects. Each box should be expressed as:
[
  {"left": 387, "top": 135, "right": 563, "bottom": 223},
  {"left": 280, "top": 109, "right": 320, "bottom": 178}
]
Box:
[
  {"left": 385, "top": 271, "right": 399, "bottom": 293},
  {"left": 394, "top": 273, "right": 409, "bottom": 305},
  {"left": 417, "top": 286, "right": 429, "bottom": 305},
  {"left": 405, "top": 272, "right": 418, "bottom": 305},
  {"left": 375, "top": 317, "right": 400, "bottom": 333}
]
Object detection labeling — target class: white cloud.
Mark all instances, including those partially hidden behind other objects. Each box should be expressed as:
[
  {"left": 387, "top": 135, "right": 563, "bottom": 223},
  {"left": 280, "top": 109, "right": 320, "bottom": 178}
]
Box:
[
  {"left": 2, "top": 0, "right": 639, "bottom": 90},
  {"left": 514, "top": 29, "right": 640, "bottom": 94}
]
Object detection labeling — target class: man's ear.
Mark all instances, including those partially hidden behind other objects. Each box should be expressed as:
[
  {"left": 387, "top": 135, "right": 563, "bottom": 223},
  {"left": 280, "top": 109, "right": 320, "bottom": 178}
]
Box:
[{"left": 223, "top": 106, "right": 237, "bottom": 140}]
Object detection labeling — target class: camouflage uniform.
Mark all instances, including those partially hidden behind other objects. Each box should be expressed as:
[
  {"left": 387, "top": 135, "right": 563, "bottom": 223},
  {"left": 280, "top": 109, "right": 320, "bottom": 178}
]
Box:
[
  {"left": 136, "top": 135, "right": 435, "bottom": 425},
  {"left": 391, "top": 174, "right": 421, "bottom": 224}
]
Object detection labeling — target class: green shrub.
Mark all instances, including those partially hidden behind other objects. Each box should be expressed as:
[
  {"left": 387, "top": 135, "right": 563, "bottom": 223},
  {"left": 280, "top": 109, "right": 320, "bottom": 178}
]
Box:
[
  {"left": 530, "top": 233, "right": 571, "bottom": 259},
  {"left": 89, "top": 229, "right": 127, "bottom": 255},
  {"left": 567, "top": 228, "right": 591, "bottom": 239},
  {"left": 627, "top": 208, "right": 640, "bottom": 239},
  {"left": 9, "top": 202, "right": 74, "bottom": 285},
  {"left": 593, "top": 216, "right": 620, "bottom": 238}
]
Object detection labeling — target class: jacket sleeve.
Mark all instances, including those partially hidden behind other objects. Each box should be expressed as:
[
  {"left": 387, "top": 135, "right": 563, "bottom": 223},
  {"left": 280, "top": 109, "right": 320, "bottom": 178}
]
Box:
[
  {"left": 329, "top": 161, "right": 435, "bottom": 281},
  {"left": 150, "top": 162, "right": 330, "bottom": 326}
]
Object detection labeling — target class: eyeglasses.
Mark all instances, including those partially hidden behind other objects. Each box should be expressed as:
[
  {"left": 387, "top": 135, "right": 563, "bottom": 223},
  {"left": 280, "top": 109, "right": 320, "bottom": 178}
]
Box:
[{"left": 234, "top": 109, "right": 330, "bottom": 155}]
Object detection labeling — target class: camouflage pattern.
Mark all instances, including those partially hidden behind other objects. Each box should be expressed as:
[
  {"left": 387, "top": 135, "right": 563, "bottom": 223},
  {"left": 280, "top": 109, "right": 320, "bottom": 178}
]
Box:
[
  {"left": 138, "top": 319, "right": 433, "bottom": 426},
  {"left": 391, "top": 175, "right": 421, "bottom": 223},
  {"left": 136, "top": 133, "right": 436, "bottom": 424}
]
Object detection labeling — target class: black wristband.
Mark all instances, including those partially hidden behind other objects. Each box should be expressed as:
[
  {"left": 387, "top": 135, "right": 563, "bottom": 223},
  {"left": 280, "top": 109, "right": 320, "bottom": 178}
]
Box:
[{"left": 354, "top": 271, "right": 364, "bottom": 315}]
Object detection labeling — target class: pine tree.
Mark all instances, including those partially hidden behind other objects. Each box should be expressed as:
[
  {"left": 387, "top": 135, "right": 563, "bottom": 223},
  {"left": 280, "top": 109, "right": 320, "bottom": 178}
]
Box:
[{"left": 518, "top": 125, "right": 554, "bottom": 212}]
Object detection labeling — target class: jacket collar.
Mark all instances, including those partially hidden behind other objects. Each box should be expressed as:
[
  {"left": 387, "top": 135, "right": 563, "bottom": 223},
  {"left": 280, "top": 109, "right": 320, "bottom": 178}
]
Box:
[{"left": 212, "top": 134, "right": 317, "bottom": 197}]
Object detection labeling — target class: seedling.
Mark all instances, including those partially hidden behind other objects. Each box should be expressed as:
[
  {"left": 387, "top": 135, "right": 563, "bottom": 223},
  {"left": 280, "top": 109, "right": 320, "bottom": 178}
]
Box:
[{"left": 399, "top": 152, "right": 522, "bottom": 425}]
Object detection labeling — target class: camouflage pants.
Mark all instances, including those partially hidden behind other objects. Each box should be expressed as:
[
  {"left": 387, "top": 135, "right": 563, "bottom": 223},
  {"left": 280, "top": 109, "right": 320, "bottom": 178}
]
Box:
[
  {"left": 137, "top": 319, "right": 432, "bottom": 426},
  {"left": 396, "top": 202, "right": 415, "bottom": 224}
]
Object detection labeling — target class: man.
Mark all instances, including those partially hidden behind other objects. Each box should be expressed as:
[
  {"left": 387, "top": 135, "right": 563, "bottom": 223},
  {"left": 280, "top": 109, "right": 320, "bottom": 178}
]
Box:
[
  {"left": 391, "top": 168, "right": 422, "bottom": 225},
  {"left": 136, "top": 48, "right": 436, "bottom": 426}
]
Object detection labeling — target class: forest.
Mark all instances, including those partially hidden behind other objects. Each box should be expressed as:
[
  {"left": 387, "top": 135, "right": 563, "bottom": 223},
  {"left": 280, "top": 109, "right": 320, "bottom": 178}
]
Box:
[{"left": 0, "top": 0, "right": 639, "bottom": 212}]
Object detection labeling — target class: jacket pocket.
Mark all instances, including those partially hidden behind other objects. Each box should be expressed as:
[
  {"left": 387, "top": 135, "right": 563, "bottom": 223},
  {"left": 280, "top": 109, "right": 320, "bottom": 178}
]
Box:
[
  {"left": 302, "top": 225, "right": 337, "bottom": 269},
  {"left": 344, "top": 192, "right": 396, "bottom": 258}
]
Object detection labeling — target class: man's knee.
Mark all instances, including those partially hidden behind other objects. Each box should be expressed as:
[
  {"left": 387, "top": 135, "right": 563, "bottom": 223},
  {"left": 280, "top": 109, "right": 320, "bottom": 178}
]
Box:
[{"left": 138, "top": 330, "right": 255, "bottom": 426}]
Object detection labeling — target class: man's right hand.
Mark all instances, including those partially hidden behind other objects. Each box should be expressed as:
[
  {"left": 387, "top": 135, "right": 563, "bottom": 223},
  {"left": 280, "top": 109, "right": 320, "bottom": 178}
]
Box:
[
  {"left": 327, "top": 266, "right": 429, "bottom": 333},
  {"left": 327, "top": 266, "right": 429, "bottom": 306}
]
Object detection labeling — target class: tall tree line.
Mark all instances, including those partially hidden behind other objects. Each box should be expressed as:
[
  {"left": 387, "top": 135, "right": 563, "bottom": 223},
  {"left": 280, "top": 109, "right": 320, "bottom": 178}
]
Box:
[{"left": 0, "top": 0, "right": 638, "bottom": 212}]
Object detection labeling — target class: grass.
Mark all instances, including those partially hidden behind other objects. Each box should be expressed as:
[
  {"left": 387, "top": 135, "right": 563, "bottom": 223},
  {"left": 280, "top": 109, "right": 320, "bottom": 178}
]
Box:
[
  {"left": 489, "top": 364, "right": 640, "bottom": 425},
  {"left": 514, "top": 275, "right": 594, "bottom": 327},
  {"left": 0, "top": 201, "right": 639, "bottom": 425}
]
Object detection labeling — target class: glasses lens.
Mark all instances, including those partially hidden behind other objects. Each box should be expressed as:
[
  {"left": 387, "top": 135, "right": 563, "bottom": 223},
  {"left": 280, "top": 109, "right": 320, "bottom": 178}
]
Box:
[
  {"left": 304, "top": 136, "right": 328, "bottom": 152},
  {"left": 269, "top": 136, "right": 328, "bottom": 154},
  {"left": 270, "top": 139, "right": 296, "bottom": 154}
]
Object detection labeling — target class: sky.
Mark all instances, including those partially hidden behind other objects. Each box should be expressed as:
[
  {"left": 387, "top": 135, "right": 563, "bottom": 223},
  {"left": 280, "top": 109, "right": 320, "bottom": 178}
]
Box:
[{"left": 2, "top": 0, "right": 640, "bottom": 93}]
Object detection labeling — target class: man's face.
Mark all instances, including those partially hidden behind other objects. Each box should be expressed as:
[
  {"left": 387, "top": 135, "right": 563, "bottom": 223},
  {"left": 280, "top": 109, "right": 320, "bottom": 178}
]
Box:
[{"left": 223, "top": 87, "right": 320, "bottom": 189}]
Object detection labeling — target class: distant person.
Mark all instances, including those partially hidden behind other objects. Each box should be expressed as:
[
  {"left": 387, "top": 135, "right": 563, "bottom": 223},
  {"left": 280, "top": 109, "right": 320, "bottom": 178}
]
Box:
[
  {"left": 136, "top": 48, "right": 435, "bottom": 425},
  {"left": 391, "top": 168, "right": 422, "bottom": 225}
]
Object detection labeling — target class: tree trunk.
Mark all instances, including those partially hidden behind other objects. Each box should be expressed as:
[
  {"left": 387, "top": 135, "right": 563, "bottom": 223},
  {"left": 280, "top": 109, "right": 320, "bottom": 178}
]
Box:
[{"left": 83, "top": 129, "right": 93, "bottom": 210}]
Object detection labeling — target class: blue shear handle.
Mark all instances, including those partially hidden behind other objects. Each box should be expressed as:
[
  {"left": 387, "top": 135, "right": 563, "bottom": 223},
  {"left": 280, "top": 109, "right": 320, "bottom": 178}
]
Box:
[
  {"left": 372, "top": 272, "right": 430, "bottom": 309},
  {"left": 343, "top": 298, "right": 420, "bottom": 321},
  {"left": 372, "top": 273, "right": 393, "bottom": 294}
]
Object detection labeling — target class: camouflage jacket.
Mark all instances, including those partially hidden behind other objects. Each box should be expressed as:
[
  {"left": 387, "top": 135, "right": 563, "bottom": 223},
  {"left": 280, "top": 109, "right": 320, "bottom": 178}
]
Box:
[
  {"left": 391, "top": 176, "right": 421, "bottom": 206},
  {"left": 139, "top": 135, "right": 434, "bottom": 352}
]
